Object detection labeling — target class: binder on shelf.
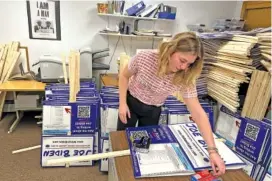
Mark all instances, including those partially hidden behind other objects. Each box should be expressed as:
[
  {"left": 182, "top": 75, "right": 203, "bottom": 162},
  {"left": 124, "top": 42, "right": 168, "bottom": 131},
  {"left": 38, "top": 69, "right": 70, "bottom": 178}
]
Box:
[
  {"left": 125, "top": 122, "right": 246, "bottom": 178},
  {"left": 138, "top": 4, "right": 159, "bottom": 17},
  {"left": 125, "top": 1, "right": 146, "bottom": 16}
]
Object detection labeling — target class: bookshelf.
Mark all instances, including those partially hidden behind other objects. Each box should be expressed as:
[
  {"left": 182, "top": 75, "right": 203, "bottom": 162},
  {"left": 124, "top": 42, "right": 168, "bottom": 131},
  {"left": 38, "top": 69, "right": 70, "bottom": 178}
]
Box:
[{"left": 97, "top": 13, "right": 175, "bottom": 22}]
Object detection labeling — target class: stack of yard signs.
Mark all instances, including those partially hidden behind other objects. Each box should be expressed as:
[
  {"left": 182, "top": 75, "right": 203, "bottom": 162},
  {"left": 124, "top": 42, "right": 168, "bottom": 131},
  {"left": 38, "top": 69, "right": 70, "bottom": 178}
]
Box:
[
  {"left": 41, "top": 50, "right": 100, "bottom": 168},
  {"left": 196, "top": 68, "right": 208, "bottom": 97},
  {"left": 0, "top": 42, "right": 21, "bottom": 119},
  {"left": 199, "top": 28, "right": 271, "bottom": 120},
  {"left": 201, "top": 36, "right": 255, "bottom": 113},
  {"left": 215, "top": 105, "right": 271, "bottom": 181},
  {"left": 163, "top": 95, "right": 215, "bottom": 131},
  {"left": 99, "top": 86, "right": 119, "bottom": 172},
  {"left": 257, "top": 32, "right": 271, "bottom": 72}
]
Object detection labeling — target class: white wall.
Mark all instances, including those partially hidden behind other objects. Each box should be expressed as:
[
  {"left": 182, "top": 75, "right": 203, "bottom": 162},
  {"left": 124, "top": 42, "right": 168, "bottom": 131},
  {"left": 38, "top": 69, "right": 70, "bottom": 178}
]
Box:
[{"left": 0, "top": 1, "right": 243, "bottom": 76}]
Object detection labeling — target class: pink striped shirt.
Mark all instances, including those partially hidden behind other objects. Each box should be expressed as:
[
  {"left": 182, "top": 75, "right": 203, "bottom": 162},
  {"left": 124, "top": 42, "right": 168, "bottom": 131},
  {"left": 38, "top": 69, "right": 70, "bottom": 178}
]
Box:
[{"left": 128, "top": 50, "right": 197, "bottom": 106}]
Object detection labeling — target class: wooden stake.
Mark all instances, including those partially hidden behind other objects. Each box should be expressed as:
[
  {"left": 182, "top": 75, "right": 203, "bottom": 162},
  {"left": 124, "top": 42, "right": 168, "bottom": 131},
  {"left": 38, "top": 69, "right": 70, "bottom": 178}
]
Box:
[
  {"left": 258, "top": 73, "right": 271, "bottom": 120},
  {"left": 250, "top": 71, "right": 266, "bottom": 119},
  {"left": 260, "top": 60, "right": 271, "bottom": 72},
  {"left": 76, "top": 51, "right": 80, "bottom": 95},
  {"left": 262, "top": 53, "right": 271, "bottom": 61},
  {"left": 12, "top": 145, "right": 41, "bottom": 154}
]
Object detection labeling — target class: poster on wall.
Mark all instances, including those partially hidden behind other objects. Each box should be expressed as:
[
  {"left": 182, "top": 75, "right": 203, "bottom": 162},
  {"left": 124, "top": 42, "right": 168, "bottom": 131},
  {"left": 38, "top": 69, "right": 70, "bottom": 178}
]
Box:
[{"left": 26, "top": 0, "right": 61, "bottom": 40}]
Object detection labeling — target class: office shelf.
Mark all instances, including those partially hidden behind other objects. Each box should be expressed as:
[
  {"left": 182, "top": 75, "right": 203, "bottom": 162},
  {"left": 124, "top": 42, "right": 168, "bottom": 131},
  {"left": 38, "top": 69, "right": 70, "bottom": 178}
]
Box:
[
  {"left": 99, "top": 32, "right": 171, "bottom": 40},
  {"left": 97, "top": 13, "right": 175, "bottom": 22}
]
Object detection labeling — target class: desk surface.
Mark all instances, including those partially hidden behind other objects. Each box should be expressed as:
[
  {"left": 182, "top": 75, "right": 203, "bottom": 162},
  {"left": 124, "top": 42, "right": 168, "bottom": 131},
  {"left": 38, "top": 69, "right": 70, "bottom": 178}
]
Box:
[
  {"left": 110, "top": 131, "right": 253, "bottom": 181},
  {"left": 101, "top": 74, "right": 118, "bottom": 87},
  {"left": 0, "top": 80, "right": 46, "bottom": 91}
]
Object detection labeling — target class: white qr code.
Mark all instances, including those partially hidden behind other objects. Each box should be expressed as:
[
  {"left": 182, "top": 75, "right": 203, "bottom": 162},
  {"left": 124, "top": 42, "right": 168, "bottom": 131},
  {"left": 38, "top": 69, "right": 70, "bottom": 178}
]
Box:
[
  {"left": 244, "top": 123, "right": 259, "bottom": 141},
  {"left": 77, "top": 106, "right": 91, "bottom": 118},
  {"left": 130, "top": 130, "right": 149, "bottom": 140}
]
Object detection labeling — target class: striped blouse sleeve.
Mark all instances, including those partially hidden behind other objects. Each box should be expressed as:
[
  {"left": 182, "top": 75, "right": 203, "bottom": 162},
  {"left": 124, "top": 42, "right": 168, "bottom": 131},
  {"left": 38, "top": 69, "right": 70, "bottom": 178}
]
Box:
[
  {"left": 128, "top": 52, "right": 142, "bottom": 74},
  {"left": 181, "top": 84, "right": 198, "bottom": 99}
]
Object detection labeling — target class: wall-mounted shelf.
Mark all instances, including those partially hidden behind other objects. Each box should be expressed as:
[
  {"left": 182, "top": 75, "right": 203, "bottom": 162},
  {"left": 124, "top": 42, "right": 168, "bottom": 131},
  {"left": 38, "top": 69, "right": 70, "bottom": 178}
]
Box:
[
  {"left": 99, "top": 32, "right": 170, "bottom": 40},
  {"left": 97, "top": 13, "right": 175, "bottom": 22}
]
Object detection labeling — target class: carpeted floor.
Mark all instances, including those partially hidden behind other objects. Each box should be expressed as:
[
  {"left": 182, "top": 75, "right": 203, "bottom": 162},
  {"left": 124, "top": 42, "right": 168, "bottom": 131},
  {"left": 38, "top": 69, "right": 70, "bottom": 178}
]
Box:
[{"left": 0, "top": 112, "right": 108, "bottom": 181}]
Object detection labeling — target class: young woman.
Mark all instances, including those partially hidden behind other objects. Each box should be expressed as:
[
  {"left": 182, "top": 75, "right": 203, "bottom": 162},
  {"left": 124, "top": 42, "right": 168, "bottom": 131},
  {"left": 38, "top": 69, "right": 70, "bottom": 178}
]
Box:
[{"left": 118, "top": 32, "right": 226, "bottom": 176}]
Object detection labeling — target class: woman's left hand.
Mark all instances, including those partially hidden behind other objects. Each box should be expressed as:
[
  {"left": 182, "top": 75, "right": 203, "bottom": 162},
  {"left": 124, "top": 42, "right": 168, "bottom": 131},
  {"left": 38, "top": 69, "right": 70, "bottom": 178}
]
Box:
[{"left": 209, "top": 152, "right": 226, "bottom": 177}]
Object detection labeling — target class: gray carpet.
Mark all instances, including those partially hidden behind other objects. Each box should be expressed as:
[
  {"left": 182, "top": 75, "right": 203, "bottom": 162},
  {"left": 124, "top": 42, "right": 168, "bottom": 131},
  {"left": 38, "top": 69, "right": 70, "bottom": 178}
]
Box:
[{"left": 0, "top": 112, "right": 107, "bottom": 181}]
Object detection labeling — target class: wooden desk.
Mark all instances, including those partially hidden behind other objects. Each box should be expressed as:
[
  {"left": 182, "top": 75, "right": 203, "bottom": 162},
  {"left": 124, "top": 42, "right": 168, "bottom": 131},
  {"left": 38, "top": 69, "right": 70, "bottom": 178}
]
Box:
[
  {"left": 0, "top": 80, "right": 46, "bottom": 91},
  {"left": 100, "top": 74, "right": 119, "bottom": 87},
  {"left": 0, "top": 80, "right": 46, "bottom": 133},
  {"left": 108, "top": 131, "right": 253, "bottom": 181}
]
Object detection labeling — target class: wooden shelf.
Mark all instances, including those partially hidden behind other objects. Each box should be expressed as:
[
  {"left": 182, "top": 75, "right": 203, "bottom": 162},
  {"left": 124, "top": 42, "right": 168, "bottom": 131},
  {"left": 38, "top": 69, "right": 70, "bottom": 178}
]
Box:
[
  {"left": 99, "top": 32, "right": 171, "bottom": 40},
  {"left": 97, "top": 13, "right": 175, "bottom": 22}
]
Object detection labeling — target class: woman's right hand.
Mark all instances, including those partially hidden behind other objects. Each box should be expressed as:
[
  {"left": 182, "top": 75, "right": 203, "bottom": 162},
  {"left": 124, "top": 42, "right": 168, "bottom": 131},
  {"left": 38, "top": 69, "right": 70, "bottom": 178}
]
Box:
[{"left": 119, "top": 103, "right": 131, "bottom": 124}]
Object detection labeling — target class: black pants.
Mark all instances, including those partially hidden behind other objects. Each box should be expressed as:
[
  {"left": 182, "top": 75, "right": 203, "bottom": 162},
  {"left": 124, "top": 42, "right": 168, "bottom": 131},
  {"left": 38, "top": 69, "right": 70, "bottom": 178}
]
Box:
[{"left": 117, "top": 91, "right": 161, "bottom": 131}]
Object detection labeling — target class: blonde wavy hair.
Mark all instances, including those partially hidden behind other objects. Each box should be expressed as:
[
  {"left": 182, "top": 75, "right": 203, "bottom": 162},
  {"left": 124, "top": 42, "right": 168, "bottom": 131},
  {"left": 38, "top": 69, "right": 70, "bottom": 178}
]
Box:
[{"left": 157, "top": 32, "right": 204, "bottom": 87}]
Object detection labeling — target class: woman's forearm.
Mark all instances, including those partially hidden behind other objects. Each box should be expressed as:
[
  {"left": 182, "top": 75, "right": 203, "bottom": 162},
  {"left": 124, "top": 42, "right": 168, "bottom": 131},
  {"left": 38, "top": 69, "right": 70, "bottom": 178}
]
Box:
[
  {"left": 193, "top": 110, "right": 216, "bottom": 148},
  {"left": 119, "top": 73, "right": 129, "bottom": 105}
]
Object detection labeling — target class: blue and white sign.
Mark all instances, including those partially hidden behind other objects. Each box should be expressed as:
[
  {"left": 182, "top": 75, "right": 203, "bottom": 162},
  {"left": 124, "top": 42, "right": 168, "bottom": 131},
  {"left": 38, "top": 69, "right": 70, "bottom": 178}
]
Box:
[
  {"left": 69, "top": 102, "right": 98, "bottom": 135},
  {"left": 41, "top": 135, "right": 94, "bottom": 167},
  {"left": 263, "top": 161, "right": 271, "bottom": 181},
  {"left": 235, "top": 116, "right": 270, "bottom": 164},
  {"left": 42, "top": 103, "right": 71, "bottom": 135},
  {"left": 99, "top": 138, "right": 109, "bottom": 172},
  {"left": 125, "top": 123, "right": 246, "bottom": 178},
  {"left": 100, "top": 104, "right": 119, "bottom": 138},
  {"left": 168, "top": 123, "right": 246, "bottom": 170},
  {"left": 215, "top": 106, "right": 241, "bottom": 148}
]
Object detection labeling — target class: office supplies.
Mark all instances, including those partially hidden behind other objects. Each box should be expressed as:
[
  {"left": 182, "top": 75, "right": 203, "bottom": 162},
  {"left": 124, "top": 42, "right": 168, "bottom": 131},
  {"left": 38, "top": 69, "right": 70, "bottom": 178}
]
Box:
[
  {"left": 97, "top": 2, "right": 108, "bottom": 14},
  {"left": 132, "top": 136, "right": 151, "bottom": 153},
  {"left": 125, "top": 1, "right": 145, "bottom": 16},
  {"left": 158, "top": 4, "right": 176, "bottom": 20},
  {"left": 191, "top": 170, "right": 223, "bottom": 181},
  {"left": 32, "top": 47, "right": 110, "bottom": 83}
]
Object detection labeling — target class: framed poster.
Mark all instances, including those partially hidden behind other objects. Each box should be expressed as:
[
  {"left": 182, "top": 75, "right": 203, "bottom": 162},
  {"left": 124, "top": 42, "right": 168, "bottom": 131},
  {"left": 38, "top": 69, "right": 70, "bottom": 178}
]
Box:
[{"left": 26, "top": 0, "right": 61, "bottom": 40}]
